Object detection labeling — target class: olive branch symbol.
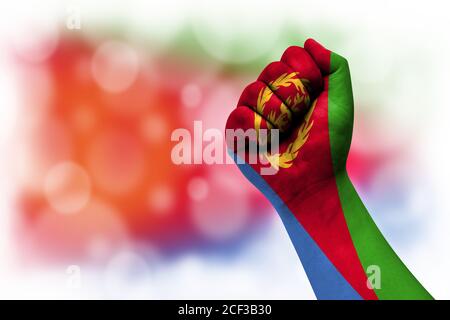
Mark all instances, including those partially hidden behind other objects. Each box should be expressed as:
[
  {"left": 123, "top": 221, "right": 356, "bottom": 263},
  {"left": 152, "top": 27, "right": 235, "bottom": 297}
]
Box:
[
  {"left": 255, "top": 72, "right": 307, "bottom": 132},
  {"left": 253, "top": 72, "right": 315, "bottom": 170},
  {"left": 265, "top": 99, "right": 316, "bottom": 169}
]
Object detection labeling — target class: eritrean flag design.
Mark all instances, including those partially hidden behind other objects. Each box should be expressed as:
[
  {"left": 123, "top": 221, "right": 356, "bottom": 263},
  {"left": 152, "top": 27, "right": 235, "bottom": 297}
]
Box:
[{"left": 226, "top": 39, "right": 433, "bottom": 300}]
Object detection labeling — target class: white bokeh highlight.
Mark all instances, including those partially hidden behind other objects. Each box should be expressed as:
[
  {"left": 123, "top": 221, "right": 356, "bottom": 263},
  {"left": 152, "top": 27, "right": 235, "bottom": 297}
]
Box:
[
  {"left": 148, "top": 185, "right": 175, "bottom": 214},
  {"left": 187, "top": 177, "right": 209, "bottom": 202},
  {"left": 181, "top": 83, "right": 202, "bottom": 108},
  {"left": 91, "top": 41, "right": 139, "bottom": 93},
  {"left": 44, "top": 162, "right": 91, "bottom": 214}
]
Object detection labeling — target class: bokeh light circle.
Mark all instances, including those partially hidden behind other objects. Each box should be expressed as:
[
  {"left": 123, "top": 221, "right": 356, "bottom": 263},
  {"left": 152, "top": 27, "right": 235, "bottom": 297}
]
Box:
[
  {"left": 187, "top": 177, "right": 209, "bottom": 202},
  {"left": 181, "top": 84, "right": 202, "bottom": 108},
  {"left": 91, "top": 41, "right": 139, "bottom": 93},
  {"left": 44, "top": 162, "right": 91, "bottom": 214},
  {"left": 148, "top": 185, "right": 175, "bottom": 214},
  {"left": 140, "top": 113, "right": 169, "bottom": 143}
]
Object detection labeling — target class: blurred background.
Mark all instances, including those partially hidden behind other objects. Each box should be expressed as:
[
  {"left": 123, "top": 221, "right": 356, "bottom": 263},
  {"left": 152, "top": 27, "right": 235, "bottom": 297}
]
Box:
[{"left": 0, "top": 0, "right": 449, "bottom": 299}]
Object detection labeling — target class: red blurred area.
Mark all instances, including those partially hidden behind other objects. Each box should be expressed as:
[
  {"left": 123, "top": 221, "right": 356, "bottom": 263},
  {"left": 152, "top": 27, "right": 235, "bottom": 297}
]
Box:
[{"left": 13, "top": 35, "right": 268, "bottom": 263}]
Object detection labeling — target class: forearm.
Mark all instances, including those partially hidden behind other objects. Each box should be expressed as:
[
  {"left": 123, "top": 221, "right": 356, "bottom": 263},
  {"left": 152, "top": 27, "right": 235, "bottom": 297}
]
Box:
[
  {"left": 235, "top": 159, "right": 366, "bottom": 299},
  {"left": 238, "top": 156, "right": 432, "bottom": 299},
  {"left": 334, "top": 171, "right": 433, "bottom": 299}
]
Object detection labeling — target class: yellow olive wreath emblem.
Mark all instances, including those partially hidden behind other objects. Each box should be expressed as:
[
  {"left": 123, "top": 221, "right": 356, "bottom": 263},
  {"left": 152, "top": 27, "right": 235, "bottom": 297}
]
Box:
[
  {"left": 254, "top": 72, "right": 315, "bottom": 170},
  {"left": 265, "top": 99, "right": 316, "bottom": 169}
]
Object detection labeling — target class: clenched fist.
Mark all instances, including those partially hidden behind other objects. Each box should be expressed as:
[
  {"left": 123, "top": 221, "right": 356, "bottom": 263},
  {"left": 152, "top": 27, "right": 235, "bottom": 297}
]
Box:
[{"left": 225, "top": 39, "right": 432, "bottom": 300}]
